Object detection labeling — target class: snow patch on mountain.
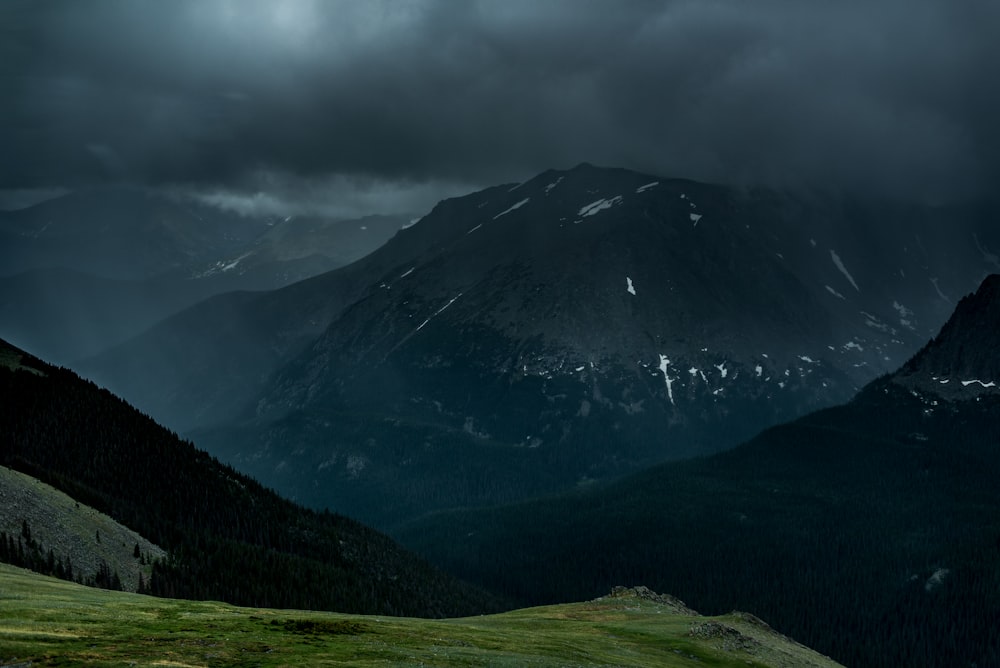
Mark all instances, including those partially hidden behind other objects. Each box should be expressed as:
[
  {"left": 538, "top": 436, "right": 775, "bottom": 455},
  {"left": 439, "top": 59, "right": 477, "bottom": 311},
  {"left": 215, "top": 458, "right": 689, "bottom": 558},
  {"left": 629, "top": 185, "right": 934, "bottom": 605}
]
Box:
[
  {"left": 219, "top": 257, "right": 244, "bottom": 272},
  {"left": 861, "top": 311, "right": 892, "bottom": 333},
  {"left": 578, "top": 196, "right": 623, "bottom": 218},
  {"left": 658, "top": 355, "right": 676, "bottom": 405},
  {"left": 635, "top": 181, "right": 659, "bottom": 194},
  {"left": 830, "top": 250, "right": 860, "bottom": 291},
  {"left": 892, "top": 301, "right": 915, "bottom": 329},
  {"left": 930, "top": 277, "right": 951, "bottom": 302},
  {"left": 690, "top": 213, "right": 702, "bottom": 225},
  {"left": 494, "top": 198, "right": 530, "bottom": 219},
  {"left": 544, "top": 177, "right": 564, "bottom": 194},
  {"left": 415, "top": 294, "right": 463, "bottom": 332},
  {"left": 686, "top": 367, "right": 708, "bottom": 382},
  {"left": 626, "top": 277, "right": 636, "bottom": 295},
  {"left": 198, "top": 251, "right": 254, "bottom": 277},
  {"left": 825, "top": 285, "right": 846, "bottom": 300},
  {"left": 973, "top": 233, "right": 1000, "bottom": 269}
]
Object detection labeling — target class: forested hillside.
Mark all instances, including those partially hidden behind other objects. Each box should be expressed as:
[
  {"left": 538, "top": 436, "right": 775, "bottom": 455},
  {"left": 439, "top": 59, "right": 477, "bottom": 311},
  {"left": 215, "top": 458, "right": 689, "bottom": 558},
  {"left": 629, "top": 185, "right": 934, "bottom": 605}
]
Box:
[
  {"left": 397, "top": 382, "right": 1000, "bottom": 667},
  {"left": 0, "top": 339, "right": 499, "bottom": 618}
]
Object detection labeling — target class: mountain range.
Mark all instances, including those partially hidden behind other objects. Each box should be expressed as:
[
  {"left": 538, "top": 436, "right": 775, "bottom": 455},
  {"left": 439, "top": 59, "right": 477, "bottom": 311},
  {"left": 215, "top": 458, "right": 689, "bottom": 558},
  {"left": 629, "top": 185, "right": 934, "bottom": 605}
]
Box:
[
  {"left": 0, "top": 329, "right": 845, "bottom": 667},
  {"left": 3, "top": 272, "right": 997, "bottom": 667},
  {"left": 79, "top": 163, "right": 1000, "bottom": 527},
  {"left": 395, "top": 273, "right": 1000, "bottom": 668},
  {"left": 3, "top": 165, "right": 998, "bottom": 667}
]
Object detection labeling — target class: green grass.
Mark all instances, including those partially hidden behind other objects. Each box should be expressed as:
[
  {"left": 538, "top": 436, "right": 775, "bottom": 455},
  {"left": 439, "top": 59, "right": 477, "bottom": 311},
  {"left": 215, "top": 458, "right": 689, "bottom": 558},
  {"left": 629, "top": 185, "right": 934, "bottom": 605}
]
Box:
[{"left": 0, "top": 565, "right": 841, "bottom": 667}]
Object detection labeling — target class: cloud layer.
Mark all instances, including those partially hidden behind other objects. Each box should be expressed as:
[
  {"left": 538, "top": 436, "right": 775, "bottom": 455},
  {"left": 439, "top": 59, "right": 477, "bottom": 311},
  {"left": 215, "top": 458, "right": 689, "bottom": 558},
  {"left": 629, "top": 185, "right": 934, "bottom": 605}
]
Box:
[{"left": 3, "top": 0, "right": 997, "bottom": 209}]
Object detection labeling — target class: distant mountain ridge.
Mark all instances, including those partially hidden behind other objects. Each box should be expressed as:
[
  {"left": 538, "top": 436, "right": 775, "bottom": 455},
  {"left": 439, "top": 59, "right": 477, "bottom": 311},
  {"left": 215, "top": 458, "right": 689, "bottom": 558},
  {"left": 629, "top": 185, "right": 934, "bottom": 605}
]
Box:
[
  {"left": 0, "top": 187, "right": 409, "bottom": 363},
  {"left": 0, "top": 186, "right": 266, "bottom": 280}
]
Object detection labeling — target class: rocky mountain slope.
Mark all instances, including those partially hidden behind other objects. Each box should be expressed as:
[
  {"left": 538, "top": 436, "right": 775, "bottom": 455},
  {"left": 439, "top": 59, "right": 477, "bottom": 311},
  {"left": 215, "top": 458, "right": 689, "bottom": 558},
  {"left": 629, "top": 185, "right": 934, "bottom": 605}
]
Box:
[
  {"left": 395, "top": 274, "right": 1000, "bottom": 668},
  {"left": 179, "top": 165, "right": 997, "bottom": 525},
  {"left": 890, "top": 273, "right": 1000, "bottom": 400},
  {"left": 83, "top": 165, "right": 999, "bottom": 526}
]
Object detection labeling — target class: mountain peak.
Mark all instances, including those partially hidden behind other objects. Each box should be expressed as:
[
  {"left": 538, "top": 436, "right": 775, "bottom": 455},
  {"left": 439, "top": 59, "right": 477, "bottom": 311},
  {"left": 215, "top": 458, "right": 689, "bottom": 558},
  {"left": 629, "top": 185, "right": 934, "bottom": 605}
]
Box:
[{"left": 892, "top": 273, "right": 1000, "bottom": 397}]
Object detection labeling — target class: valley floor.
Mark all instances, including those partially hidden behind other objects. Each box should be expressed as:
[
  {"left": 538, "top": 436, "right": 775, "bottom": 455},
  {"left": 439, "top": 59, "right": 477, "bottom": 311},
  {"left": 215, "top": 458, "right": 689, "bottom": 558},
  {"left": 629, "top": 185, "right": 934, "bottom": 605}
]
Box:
[{"left": 0, "top": 564, "right": 841, "bottom": 667}]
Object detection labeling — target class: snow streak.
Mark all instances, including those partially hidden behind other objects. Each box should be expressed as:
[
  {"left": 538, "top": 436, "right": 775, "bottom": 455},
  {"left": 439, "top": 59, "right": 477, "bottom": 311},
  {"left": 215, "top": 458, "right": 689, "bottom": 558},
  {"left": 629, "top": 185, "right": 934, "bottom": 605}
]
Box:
[
  {"left": 830, "top": 250, "right": 860, "bottom": 291},
  {"left": 494, "top": 198, "right": 530, "bottom": 219},
  {"left": 578, "top": 196, "right": 623, "bottom": 218},
  {"left": 416, "top": 294, "right": 462, "bottom": 332},
  {"left": 658, "top": 355, "right": 676, "bottom": 405}
]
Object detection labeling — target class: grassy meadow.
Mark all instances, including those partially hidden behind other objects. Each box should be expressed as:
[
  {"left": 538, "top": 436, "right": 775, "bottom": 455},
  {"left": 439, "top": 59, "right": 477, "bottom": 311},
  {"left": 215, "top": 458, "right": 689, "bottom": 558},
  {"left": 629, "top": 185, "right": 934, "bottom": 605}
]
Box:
[{"left": 0, "top": 564, "right": 841, "bottom": 667}]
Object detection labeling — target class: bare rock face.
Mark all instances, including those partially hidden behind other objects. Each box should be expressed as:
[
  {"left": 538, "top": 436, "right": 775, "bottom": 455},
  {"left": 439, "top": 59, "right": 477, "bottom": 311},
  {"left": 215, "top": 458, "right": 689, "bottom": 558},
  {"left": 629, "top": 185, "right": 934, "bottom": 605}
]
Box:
[
  {"left": 892, "top": 274, "right": 1000, "bottom": 400},
  {"left": 87, "top": 164, "right": 1000, "bottom": 527},
  {"left": 600, "top": 585, "right": 699, "bottom": 615},
  {"left": 689, "top": 620, "right": 763, "bottom": 651}
]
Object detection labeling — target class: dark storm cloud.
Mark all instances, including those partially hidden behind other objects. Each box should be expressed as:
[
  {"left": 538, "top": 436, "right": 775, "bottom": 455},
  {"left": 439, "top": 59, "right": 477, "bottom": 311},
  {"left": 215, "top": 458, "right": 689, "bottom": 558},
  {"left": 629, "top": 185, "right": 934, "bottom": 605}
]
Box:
[{"left": 2, "top": 0, "right": 997, "bottom": 209}]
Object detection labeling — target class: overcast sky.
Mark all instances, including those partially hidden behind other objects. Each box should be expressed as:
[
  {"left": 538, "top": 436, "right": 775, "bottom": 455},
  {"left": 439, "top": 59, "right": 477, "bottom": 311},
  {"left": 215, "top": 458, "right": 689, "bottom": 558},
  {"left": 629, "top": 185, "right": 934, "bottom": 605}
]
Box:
[{"left": 2, "top": 0, "right": 997, "bottom": 215}]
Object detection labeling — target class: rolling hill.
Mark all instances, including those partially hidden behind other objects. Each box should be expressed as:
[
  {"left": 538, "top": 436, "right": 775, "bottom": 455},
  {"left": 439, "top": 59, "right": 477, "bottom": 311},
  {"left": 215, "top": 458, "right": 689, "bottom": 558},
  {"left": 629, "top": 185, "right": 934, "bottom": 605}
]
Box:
[{"left": 0, "top": 565, "right": 842, "bottom": 668}]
